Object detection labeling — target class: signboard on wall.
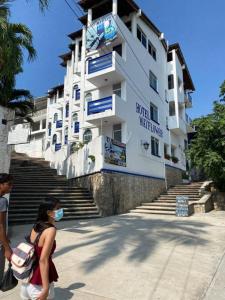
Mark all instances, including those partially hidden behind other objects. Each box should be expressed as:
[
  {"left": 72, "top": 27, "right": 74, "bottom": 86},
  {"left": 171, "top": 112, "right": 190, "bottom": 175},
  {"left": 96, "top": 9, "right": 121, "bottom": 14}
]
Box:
[
  {"left": 104, "top": 136, "right": 126, "bottom": 167},
  {"left": 176, "top": 196, "right": 189, "bottom": 217},
  {"left": 8, "top": 123, "right": 31, "bottom": 145},
  {"left": 86, "top": 14, "right": 117, "bottom": 51}
]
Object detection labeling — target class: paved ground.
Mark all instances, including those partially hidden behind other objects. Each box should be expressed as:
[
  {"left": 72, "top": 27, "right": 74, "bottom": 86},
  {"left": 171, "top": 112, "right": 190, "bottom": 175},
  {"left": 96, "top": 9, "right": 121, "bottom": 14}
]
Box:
[{"left": 1, "top": 211, "right": 225, "bottom": 300}]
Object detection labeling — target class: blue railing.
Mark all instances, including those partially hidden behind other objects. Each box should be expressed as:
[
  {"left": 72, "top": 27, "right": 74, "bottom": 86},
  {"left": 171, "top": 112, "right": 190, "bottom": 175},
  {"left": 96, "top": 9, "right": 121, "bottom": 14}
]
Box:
[
  {"left": 55, "top": 143, "right": 62, "bottom": 152},
  {"left": 56, "top": 120, "right": 63, "bottom": 128},
  {"left": 74, "top": 122, "right": 80, "bottom": 133},
  {"left": 87, "top": 96, "right": 112, "bottom": 115},
  {"left": 88, "top": 53, "right": 112, "bottom": 74}
]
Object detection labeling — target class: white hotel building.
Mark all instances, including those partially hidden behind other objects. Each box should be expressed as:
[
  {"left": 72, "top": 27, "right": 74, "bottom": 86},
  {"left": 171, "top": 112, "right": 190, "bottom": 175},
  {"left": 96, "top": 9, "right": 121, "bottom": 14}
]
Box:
[{"left": 44, "top": 0, "right": 195, "bottom": 215}]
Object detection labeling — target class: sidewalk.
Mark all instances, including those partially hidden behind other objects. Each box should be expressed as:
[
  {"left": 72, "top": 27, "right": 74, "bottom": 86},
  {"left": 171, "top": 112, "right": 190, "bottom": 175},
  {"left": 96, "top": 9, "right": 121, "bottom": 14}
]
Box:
[{"left": 1, "top": 211, "right": 225, "bottom": 300}]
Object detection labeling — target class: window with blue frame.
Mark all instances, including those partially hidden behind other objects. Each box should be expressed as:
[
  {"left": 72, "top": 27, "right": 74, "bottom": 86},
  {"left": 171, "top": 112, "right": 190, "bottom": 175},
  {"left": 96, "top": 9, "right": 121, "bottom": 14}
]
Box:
[
  {"left": 149, "top": 70, "right": 158, "bottom": 92},
  {"left": 74, "top": 122, "right": 80, "bottom": 133},
  {"left": 64, "top": 127, "right": 68, "bottom": 144},
  {"left": 150, "top": 103, "right": 159, "bottom": 123},
  {"left": 151, "top": 136, "right": 160, "bottom": 157},
  {"left": 73, "top": 85, "right": 80, "bottom": 100},
  {"left": 52, "top": 134, "right": 57, "bottom": 145}
]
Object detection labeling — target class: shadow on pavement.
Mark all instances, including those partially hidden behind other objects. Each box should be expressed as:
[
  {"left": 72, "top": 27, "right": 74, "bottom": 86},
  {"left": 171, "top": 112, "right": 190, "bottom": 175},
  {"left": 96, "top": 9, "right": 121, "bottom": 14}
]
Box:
[
  {"left": 55, "top": 282, "right": 85, "bottom": 300},
  {"left": 55, "top": 214, "right": 210, "bottom": 273}
]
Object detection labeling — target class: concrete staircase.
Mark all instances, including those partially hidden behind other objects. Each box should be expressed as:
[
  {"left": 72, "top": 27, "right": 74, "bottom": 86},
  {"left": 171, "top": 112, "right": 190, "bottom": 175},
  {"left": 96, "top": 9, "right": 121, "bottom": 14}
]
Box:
[
  {"left": 131, "top": 182, "right": 204, "bottom": 216},
  {"left": 9, "top": 153, "right": 101, "bottom": 224}
]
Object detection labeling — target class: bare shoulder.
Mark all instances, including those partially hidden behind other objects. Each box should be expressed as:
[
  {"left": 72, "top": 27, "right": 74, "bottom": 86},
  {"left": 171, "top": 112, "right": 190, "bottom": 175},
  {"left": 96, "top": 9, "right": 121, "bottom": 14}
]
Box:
[{"left": 43, "top": 226, "right": 57, "bottom": 238}]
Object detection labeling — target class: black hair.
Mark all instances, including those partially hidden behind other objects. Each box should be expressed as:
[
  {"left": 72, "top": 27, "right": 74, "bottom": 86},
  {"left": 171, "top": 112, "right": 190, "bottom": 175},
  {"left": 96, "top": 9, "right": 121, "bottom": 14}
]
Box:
[
  {"left": 0, "top": 173, "right": 13, "bottom": 184},
  {"left": 33, "top": 197, "right": 60, "bottom": 232}
]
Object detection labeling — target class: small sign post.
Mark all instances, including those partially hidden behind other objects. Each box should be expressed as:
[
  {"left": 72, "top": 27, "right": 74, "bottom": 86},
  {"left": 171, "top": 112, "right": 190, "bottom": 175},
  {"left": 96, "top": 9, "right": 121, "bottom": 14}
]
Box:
[{"left": 176, "top": 196, "right": 189, "bottom": 217}]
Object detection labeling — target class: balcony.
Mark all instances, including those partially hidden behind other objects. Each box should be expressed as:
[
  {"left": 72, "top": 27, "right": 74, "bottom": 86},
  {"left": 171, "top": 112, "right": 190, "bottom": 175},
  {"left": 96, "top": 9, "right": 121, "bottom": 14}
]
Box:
[
  {"left": 56, "top": 120, "right": 63, "bottom": 129},
  {"left": 168, "top": 116, "right": 186, "bottom": 135},
  {"left": 184, "top": 92, "right": 192, "bottom": 108},
  {"left": 86, "top": 51, "right": 125, "bottom": 87},
  {"left": 55, "top": 143, "right": 62, "bottom": 152},
  {"left": 85, "top": 94, "right": 127, "bottom": 125}
]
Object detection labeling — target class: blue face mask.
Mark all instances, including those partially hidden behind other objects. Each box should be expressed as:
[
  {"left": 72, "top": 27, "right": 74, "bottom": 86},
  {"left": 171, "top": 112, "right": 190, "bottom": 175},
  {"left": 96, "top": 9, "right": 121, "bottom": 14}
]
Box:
[{"left": 54, "top": 208, "right": 64, "bottom": 222}]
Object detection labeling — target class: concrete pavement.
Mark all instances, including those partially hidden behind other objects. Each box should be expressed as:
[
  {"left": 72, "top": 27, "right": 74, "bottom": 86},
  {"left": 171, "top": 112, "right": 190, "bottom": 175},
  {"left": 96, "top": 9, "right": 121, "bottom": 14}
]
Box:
[{"left": 1, "top": 211, "right": 225, "bottom": 300}]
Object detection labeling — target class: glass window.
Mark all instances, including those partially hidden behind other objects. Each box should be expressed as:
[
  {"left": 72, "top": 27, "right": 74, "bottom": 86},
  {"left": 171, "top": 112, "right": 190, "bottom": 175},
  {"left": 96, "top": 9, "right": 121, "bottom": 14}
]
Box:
[
  {"left": 72, "top": 112, "right": 78, "bottom": 122},
  {"left": 65, "top": 103, "right": 69, "bottom": 118},
  {"left": 149, "top": 70, "right": 158, "bottom": 92},
  {"left": 113, "top": 83, "right": 122, "bottom": 98},
  {"left": 169, "top": 101, "right": 176, "bottom": 116},
  {"left": 167, "top": 52, "right": 173, "bottom": 62},
  {"left": 73, "top": 85, "right": 80, "bottom": 100},
  {"left": 113, "top": 124, "right": 122, "bottom": 142},
  {"left": 32, "top": 121, "right": 40, "bottom": 132},
  {"left": 83, "top": 129, "right": 92, "bottom": 143},
  {"left": 171, "top": 145, "right": 176, "bottom": 157},
  {"left": 52, "top": 134, "right": 57, "bottom": 145},
  {"left": 64, "top": 127, "right": 68, "bottom": 145},
  {"left": 148, "top": 41, "right": 157, "bottom": 61},
  {"left": 58, "top": 89, "right": 64, "bottom": 99},
  {"left": 150, "top": 103, "right": 158, "bottom": 123},
  {"left": 137, "top": 25, "right": 147, "bottom": 48},
  {"left": 151, "top": 136, "right": 159, "bottom": 157},
  {"left": 168, "top": 74, "right": 174, "bottom": 89},
  {"left": 85, "top": 93, "right": 92, "bottom": 102},
  {"left": 48, "top": 123, "right": 51, "bottom": 136},
  {"left": 42, "top": 119, "right": 46, "bottom": 129},
  {"left": 53, "top": 113, "right": 58, "bottom": 123}
]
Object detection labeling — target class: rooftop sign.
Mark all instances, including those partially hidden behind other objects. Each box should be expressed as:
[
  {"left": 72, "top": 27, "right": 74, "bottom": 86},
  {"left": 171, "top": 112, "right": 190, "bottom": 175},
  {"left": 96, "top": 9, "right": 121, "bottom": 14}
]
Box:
[{"left": 86, "top": 14, "right": 117, "bottom": 51}]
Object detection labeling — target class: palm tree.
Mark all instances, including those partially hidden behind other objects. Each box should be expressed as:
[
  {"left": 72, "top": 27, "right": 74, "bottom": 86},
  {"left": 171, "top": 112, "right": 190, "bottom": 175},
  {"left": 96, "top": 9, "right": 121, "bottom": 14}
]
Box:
[{"left": 0, "top": 1, "right": 36, "bottom": 119}]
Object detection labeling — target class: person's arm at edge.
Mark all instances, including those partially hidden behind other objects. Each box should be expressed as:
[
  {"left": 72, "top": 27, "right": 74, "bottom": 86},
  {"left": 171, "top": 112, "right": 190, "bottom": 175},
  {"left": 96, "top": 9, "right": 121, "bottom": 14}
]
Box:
[{"left": 0, "top": 211, "right": 12, "bottom": 260}]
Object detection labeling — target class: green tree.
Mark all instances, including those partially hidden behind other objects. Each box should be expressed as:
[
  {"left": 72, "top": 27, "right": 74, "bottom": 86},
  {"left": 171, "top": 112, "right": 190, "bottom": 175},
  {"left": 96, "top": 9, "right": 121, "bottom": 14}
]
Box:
[
  {"left": 188, "top": 83, "right": 225, "bottom": 191},
  {"left": 0, "top": 0, "right": 36, "bottom": 119}
]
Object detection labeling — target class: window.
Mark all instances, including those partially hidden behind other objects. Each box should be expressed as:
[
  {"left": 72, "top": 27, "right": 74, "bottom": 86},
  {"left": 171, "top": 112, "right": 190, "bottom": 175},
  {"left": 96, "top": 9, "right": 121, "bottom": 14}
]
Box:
[
  {"left": 85, "top": 93, "right": 92, "bottom": 102},
  {"left": 53, "top": 113, "right": 58, "bottom": 123},
  {"left": 73, "top": 85, "right": 80, "bottom": 100},
  {"left": 169, "top": 102, "right": 175, "bottom": 116},
  {"left": 83, "top": 129, "right": 92, "bottom": 143},
  {"left": 168, "top": 74, "right": 174, "bottom": 90},
  {"left": 113, "top": 83, "right": 122, "bottom": 98},
  {"left": 42, "top": 119, "right": 46, "bottom": 129},
  {"left": 125, "top": 21, "right": 132, "bottom": 31},
  {"left": 64, "top": 127, "right": 68, "bottom": 145},
  {"left": 72, "top": 112, "right": 78, "bottom": 122},
  {"left": 149, "top": 70, "right": 158, "bottom": 92},
  {"left": 150, "top": 103, "right": 158, "bottom": 123},
  {"left": 65, "top": 103, "right": 69, "bottom": 118},
  {"left": 137, "top": 25, "right": 147, "bottom": 48},
  {"left": 78, "top": 41, "right": 82, "bottom": 61},
  {"left": 48, "top": 123, "right": 52, "bottom": 136},
  {"left": 184, "top": 139, "right": 188, "bottom": 151},
  {"left": 113, "top": 44, "right": 122, "bottom": 57},
  {"left": 151, "top": 136, "right": 159, "bottom": 157},
  {"left": 167, "top": 52, "right": 173, "bottom": 62},
  {"left": 32, "top": 121, "right": 40, "bottom": 132},
  {"left": 52, "top": 134, "right": 57, "bottom": 145},
  {"left": 148, "top": 41, "right": 157, "bottom": 61},
  {"left": 58, "top": 89, "right": 64, "bottom": 99},
  {"left": 113, "top": 124, "right": 122, "bottom": 142}
]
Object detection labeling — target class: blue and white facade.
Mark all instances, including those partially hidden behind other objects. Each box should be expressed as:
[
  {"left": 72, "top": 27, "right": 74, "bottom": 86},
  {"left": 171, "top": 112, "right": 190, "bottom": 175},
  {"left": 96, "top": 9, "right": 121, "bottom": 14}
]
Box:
[{"left": 45, "top": 0, "right": 195, "bottom": 191}]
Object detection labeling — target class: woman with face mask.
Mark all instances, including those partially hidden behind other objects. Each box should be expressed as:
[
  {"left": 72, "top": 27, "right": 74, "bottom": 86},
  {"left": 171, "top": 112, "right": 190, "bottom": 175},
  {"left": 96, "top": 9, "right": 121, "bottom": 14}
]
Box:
[{"left": 20, "top": 197, "right": 63, "bottom": 300}]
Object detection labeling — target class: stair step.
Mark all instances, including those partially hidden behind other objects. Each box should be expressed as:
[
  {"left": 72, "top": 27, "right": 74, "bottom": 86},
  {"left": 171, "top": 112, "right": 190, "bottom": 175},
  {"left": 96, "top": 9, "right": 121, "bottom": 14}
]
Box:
[
  {"left": 130, "top": 209, "right": 176, "bottom": 215},
  {"left": 137, "top": 206, "right": 175, "bottom": 211},
  {"left": 142, "top": 202, "right": 176, "bottom": 207}
]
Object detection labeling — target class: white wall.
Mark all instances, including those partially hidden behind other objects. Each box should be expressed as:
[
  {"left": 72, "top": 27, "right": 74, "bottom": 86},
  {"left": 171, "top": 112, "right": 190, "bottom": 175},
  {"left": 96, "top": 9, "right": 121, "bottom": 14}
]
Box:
[{"left": 0, "top": 106, "right": 14, "bottom": 173}]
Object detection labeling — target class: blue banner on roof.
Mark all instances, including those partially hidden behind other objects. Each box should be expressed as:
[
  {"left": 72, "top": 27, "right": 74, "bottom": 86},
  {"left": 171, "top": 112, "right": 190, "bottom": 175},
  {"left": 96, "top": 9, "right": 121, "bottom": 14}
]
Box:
[{"left": 86, "top": 14, "right": 117, "bottom": 51}]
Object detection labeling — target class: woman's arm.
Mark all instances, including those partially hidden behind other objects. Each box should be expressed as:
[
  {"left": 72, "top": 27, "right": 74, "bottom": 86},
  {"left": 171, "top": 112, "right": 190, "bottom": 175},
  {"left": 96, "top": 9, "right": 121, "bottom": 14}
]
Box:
[{"left": 38, "top": 227, "right": 56, "bottom": 300}]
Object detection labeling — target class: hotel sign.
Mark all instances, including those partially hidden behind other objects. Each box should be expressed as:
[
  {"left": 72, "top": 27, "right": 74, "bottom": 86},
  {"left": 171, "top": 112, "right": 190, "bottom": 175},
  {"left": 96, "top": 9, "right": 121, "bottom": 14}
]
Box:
[
  {"left": 136, "top": 102, "right": 163, "bottom": 138},
  {"left": 86, "top": 14, "right": 117, "bottom": 51}
]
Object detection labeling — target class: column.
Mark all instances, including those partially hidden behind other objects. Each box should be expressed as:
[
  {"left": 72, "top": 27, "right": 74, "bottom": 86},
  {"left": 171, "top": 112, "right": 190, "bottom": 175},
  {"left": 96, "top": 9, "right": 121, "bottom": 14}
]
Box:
[
  {"left": 112, "top": 0, "right": 118, "bottom": 15},
  {"left": 88, "top": 9, "right": 92, "bottom": 26}
]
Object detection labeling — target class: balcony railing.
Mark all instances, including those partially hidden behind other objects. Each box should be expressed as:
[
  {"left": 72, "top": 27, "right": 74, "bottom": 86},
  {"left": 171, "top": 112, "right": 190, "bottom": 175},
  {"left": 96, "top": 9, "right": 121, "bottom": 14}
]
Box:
[
  {"left": 55, "top": 143, "right": 62, "bottom": 152},
  {"left": 185, "top": 113, "right": 192, "bottom": 124},
  {"left": 88, "top": 53, "right": 112, "bottom": 74},
  {"left": 56, "top": 120, "right": 63, "bottom": 128},
  {"left": 184, "top": 92, "right": 192, "bottom": 108},
  {"left": 87, "top": 96, "right": 112, "bottom": 115}
]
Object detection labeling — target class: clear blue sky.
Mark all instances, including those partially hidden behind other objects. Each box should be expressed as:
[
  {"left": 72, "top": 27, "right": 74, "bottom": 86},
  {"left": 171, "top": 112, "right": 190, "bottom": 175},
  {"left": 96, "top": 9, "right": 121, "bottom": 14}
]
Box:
[{"left": 10, "top": 0, "right": 225, "bottom": 119}]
